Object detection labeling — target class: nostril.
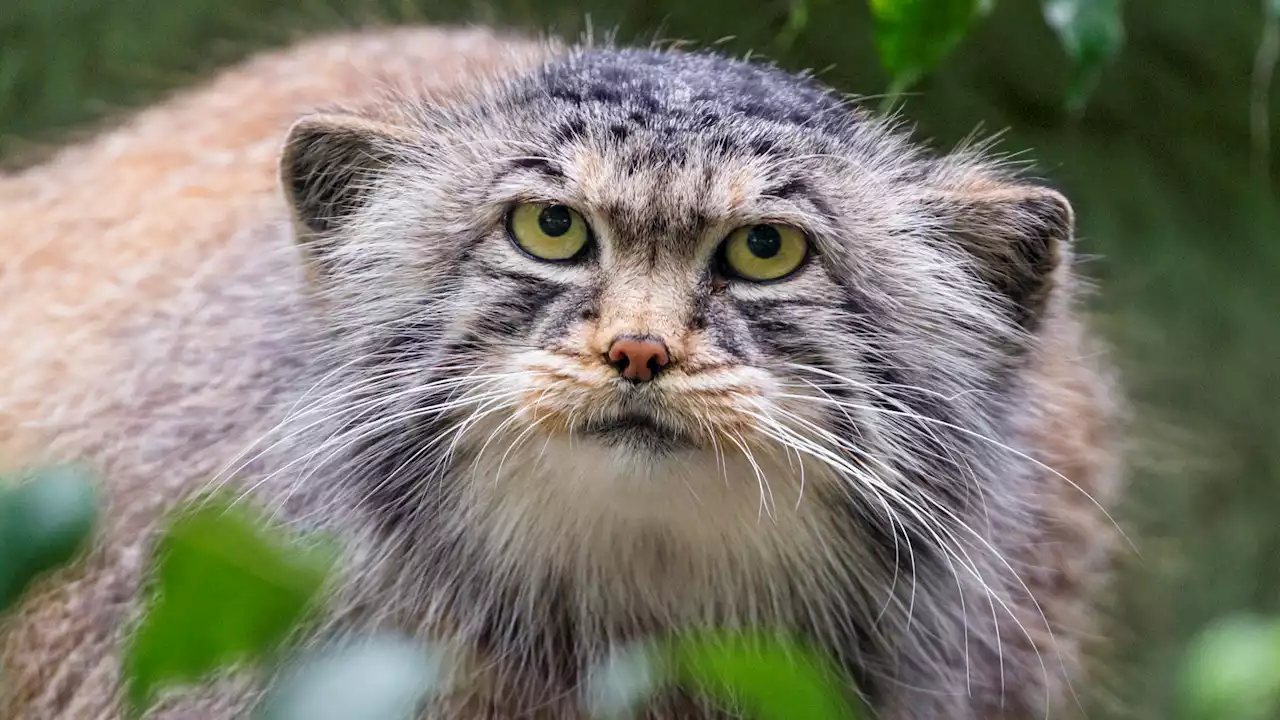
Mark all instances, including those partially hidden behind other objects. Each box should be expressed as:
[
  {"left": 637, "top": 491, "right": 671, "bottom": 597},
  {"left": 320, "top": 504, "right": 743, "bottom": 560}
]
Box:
[
  {"left": 606, "top": 335, "right": 670, "bottom": 383},
  {"left": 645, "top": 356, "right": 664, "bottom": 378},
  {"left": 607, "top": 342, "right": 631, "bottom": 371}
]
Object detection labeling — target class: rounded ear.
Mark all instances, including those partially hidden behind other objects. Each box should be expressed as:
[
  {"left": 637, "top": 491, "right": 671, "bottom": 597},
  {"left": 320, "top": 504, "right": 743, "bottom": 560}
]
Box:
[
  {"left": 934, "top": 185, "right": 1074, "bottom": 330},
  {"left": 279, "top": 113, "right": 415, "bottom": 237}
]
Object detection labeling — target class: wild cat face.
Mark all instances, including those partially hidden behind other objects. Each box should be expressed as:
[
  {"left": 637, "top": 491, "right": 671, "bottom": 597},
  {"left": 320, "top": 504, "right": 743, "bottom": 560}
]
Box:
[
  {"left": 281, "top": 48, "right": 1072, "bottom": 531},
  {"left": 490, "top": 200, "right": 816, "bottom": 455},
  {"left": 461, "top": 98, "right": 853, "bottom": 462}
]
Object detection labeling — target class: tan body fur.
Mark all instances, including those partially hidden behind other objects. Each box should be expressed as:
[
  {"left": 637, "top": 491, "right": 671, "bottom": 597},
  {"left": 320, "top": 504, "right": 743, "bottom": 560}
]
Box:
[
  {"left": 0, "top": 28, "right": 554, "bottom": 717},
  {"left": 0, "top": 27, "right": 1121, "bottom": 719}
]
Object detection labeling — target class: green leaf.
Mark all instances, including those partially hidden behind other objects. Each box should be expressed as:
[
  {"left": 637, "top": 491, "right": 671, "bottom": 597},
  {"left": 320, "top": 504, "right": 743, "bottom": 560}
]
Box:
[
  {"left": 0, "top": 466, "right": 97, "bottom": 611},
  {"left": 670, "top": 631, "right": 862, "bottom": 720},
  {"left": 256, "top": 635, "right": 451, "bottom": 720},
  {"left": 1177, "top": 615, "right": 1280, "bottom": 720},
  {"left": 1042, "top": 0, "right": 1125, "bottom": 112},
  {"left": 124, "top": 495, "right": 335, "bottom": 716},
  {"left": 584, "top": 632, "right": 863, "bottom": 719},
  {"left": 868, "top": 0, "right": 986, "bottom": 96}
]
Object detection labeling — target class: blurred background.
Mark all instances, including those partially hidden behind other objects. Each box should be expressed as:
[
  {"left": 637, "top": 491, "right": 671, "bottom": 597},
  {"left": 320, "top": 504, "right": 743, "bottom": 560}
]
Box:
[{"left": 1, "top": 0, "right": 1277, "bottom": 717}]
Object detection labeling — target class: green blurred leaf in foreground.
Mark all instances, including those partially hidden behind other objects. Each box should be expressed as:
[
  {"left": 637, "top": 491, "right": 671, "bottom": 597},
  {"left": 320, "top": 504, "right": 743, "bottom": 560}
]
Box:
[
  {"left": 587, "top": 631, "right": 863, "bottom": 719},
  {"left": 0, "top": 466, "right": 97, "bottom": 611},
  {"left": 1178, "top": 614, "right": 1280, "bottom": 720},
  {"left": 1042, "top": 0, "right": 1125, "bottom": 113},
  {"left": 257, "top": 635, "right": 452, "bottom": 720},
  {"left": 124, "top": 496, "right": 335, "bottom": 716},
  {"left": 676, "top": 631, "right": 861, "bottom": 720},
  {"left": 868, "top": 0, "right": 990, "bottom": 96}
]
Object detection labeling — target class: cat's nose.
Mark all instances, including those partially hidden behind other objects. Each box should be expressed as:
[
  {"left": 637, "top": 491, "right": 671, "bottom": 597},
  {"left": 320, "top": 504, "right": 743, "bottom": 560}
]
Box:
[{"left": 607, "top": 335, "right": 670, "bottom": 383}]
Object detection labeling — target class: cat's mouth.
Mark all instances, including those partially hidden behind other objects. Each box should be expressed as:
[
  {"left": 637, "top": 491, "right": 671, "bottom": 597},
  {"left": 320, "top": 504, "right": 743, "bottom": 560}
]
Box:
[
  {"left": 510, "top": 349, "right": 766, "bottom": 454},
  {"left": 581, "top": 411, "right": 698, "bottom": 452}
]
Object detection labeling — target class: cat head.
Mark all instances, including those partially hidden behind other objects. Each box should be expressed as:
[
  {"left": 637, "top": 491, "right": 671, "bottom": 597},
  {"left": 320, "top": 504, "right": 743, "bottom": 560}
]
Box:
[{"left": 278, "top": 46, "right": 1073, "bottom": 529}]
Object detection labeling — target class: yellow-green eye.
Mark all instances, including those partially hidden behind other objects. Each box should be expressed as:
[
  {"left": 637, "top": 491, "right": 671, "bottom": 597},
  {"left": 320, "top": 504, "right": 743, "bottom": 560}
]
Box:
[
  {"left": 508, "top": 202, "right": 591, "bottom": 261},
  {"left": 721, "top": 223, "right": 808, "bottom": 281}
]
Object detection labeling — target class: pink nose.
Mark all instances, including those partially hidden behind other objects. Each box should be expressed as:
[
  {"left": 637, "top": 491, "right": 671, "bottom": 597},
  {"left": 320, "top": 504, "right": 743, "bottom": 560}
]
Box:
[{"left": 607, "top": 336, "right": 670, "bottom": 383}]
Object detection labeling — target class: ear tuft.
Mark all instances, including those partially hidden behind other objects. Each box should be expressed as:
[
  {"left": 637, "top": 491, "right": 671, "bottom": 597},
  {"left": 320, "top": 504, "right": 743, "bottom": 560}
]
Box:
[
  {"left": 280, "top": 113, "right": 411, "bottom": 236},
  {"left": 942, "top": 185, "right": 1074, "bottom": 329}
]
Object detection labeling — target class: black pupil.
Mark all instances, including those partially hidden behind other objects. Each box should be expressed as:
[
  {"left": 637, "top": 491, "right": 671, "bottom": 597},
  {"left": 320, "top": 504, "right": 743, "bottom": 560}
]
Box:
[
  {"left": 538, "top": 205, "right": 574, "bottom": 237},
  {"left": 746, "top": 225, "right": 783, "bottom": 259}
]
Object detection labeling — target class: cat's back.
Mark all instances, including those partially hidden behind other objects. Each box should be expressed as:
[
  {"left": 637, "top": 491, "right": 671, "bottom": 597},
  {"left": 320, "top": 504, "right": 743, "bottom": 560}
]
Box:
[
  {"left": 0, "top": 27, "right": 551, "bottom": 718},
  {"left": 0, "top": 26, "right": 550, "bottom": 470}
]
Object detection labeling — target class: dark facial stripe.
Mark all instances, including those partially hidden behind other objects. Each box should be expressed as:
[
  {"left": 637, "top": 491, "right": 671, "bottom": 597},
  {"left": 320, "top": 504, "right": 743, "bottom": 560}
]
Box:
[
  {"left": 741, "top": 314, "right": 811, "bottom": 361},
  {"left": 472, "top": 274, "right": 566, "bottom": 338},
  {"left": 535, "top": 285, "right": 597, "bottom": 343},
  {"left": 507, "top": 156, "right": 567, "bottom": 181},
  {"left": 692, "top": 292, "right": 751, "bottom": 362},
  {"left": 762, "top": 179, "right": 810, "bottom": 200}
]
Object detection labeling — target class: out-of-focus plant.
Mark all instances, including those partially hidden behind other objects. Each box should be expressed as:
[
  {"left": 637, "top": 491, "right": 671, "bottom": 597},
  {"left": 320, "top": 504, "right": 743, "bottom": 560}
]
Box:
[
  {"left": 8, "top": 468, "right": 1280, "bottom": 719},
  {"left": 858, "top": 0, "right": 1124, "bottom": 111},
  {"left": 123, "top": 495, "right": 334, "bottom": 717},
  {"left": 1042, "top": 0, "right": 1125, "bottom": 114},
  {"left": 0, "top": 466, "right": 97, "bottom": 612},
  {"left": 587, "top": 631, "right": 865, "bottom": 719},
  {"left": 868, "top": 0, "right": 992, "bottom": 99},
  {"left": 1178, "top": 614, "right": 1280, "bottom": 720}
]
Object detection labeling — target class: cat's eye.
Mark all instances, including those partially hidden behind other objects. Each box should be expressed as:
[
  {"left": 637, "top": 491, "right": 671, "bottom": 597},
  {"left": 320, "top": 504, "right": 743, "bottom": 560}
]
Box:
[
  {"left": 720, "top": 223, "right": 808, "bottom": 282},
  {"left": 508, "top": 202, "right": 591, "bottom": 262}
]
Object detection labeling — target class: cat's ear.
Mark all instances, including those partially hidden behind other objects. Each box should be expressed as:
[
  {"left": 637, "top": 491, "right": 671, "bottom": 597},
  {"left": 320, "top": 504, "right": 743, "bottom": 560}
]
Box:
[
  {"left": 936, "top": 184, "right": 1073, "bottom": 329},
  {"left": 280, "top": 112, "right": 415, "bottom": 237}
]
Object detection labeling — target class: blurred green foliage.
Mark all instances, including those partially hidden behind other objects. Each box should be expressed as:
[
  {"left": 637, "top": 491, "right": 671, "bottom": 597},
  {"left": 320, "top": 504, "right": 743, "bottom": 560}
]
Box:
[
  {"left": 868, "top": 0, "right": 989, "bottom": 97},
  {"left": 1, "top": 0, "right": 1278, "bottom": 718},
  {"left": 1042, "top": 0, "right": 1125, "bottom": 113},
  {"left": 6, "top": 483, "right": 1280, "bottom": 718},
  {"left": 1177, "top": 615, "right": 1280, "bottom": 719},
  {"left": 0, "top": 468, "right": 96, "bottom": 611},
  {"left": 666, "top": 632, "right": 863, "bottom": 719},
  {"left": 124, "top": 497, "right": 334, "bottom": 716},
  {"left": 587, "top": 632, "right": 863, "bottom": 719}
]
